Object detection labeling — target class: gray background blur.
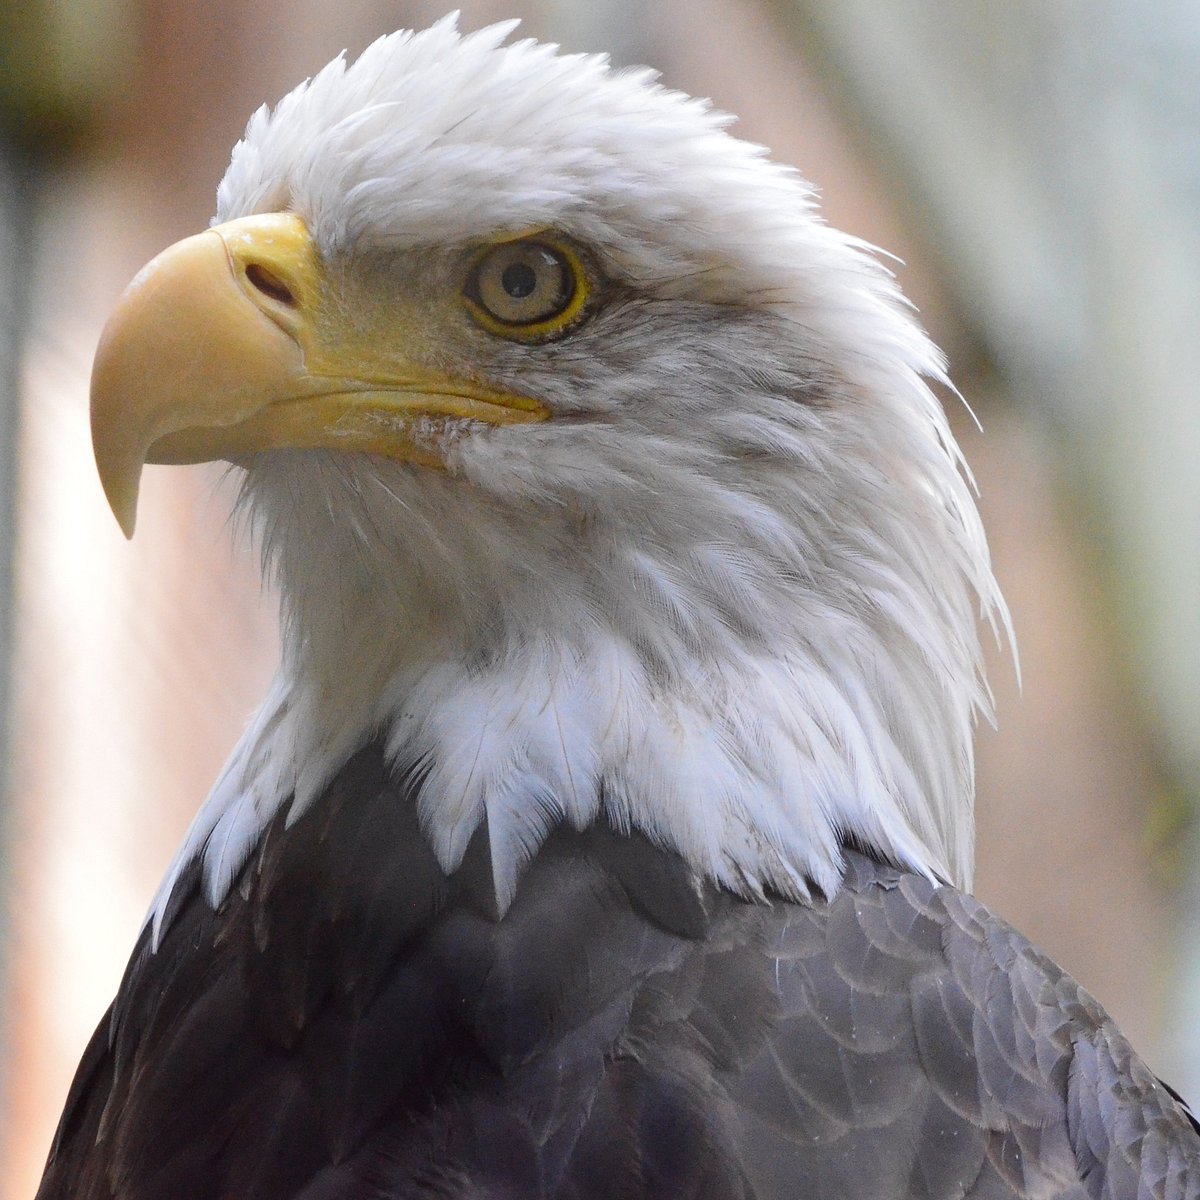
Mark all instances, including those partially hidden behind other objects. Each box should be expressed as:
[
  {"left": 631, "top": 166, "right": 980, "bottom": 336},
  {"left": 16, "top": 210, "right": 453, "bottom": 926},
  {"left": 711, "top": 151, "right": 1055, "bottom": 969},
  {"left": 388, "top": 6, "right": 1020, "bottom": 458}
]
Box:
[{"left": 1, "top": 2, "right": 1196, "bottom": 1194}]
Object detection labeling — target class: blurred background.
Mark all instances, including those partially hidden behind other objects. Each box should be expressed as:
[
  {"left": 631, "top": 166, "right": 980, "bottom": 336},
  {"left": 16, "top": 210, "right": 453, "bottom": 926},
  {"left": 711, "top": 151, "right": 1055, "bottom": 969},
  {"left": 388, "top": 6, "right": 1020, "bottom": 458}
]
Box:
[{"left": 0, "top": 0, "right": 1197, "bottom": 1194}]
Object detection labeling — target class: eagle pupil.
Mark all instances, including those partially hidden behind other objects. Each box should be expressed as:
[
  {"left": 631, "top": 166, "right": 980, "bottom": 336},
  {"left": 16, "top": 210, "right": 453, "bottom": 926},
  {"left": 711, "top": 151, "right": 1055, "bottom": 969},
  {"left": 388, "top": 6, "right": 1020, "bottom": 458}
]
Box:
[{"left": 502, "top": 262, "right": 538, "bottom": 299}]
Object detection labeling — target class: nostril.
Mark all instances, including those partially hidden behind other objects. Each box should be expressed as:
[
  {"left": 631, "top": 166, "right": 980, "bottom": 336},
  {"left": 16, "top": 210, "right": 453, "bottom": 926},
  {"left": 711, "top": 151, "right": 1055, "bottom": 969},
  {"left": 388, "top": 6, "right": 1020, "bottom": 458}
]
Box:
[{"left": 245, "top": 263, "right": 297, "bottom": 305}]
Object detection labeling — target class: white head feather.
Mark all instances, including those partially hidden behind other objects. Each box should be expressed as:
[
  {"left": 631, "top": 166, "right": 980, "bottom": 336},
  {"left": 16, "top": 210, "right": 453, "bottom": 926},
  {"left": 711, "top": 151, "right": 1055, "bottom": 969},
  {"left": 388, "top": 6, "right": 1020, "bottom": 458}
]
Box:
[{"left": 151, "top": 16, "right": 1007, "bottom": 940}]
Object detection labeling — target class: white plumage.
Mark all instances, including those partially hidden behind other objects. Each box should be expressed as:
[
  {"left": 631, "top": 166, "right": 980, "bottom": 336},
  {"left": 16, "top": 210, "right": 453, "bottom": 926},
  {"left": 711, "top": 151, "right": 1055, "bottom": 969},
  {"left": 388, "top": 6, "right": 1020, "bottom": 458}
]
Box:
[{"left": 151, "top": 15, "right": 1006, "bottom": 940}]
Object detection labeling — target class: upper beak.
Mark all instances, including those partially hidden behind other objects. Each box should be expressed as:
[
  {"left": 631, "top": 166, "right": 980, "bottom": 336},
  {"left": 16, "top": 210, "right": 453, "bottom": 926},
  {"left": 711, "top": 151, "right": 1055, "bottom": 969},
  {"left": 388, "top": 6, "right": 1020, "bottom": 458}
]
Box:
[{"left": 90, "top": 212, "right": 548, "bottom": 536}]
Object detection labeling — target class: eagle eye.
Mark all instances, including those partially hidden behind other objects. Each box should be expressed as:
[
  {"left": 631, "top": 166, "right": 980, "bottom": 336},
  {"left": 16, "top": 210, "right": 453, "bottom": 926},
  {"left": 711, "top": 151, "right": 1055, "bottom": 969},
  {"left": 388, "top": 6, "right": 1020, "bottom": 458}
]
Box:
[{"left": 464, "top": 237, "right": 588, "bottom": 340}]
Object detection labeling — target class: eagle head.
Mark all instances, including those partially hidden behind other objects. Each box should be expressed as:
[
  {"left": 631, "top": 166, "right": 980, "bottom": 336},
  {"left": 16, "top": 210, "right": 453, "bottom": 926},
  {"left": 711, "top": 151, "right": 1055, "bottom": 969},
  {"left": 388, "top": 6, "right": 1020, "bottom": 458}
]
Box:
[{"left": 90, "top": 17, "right": 1005, "bottom": 928}]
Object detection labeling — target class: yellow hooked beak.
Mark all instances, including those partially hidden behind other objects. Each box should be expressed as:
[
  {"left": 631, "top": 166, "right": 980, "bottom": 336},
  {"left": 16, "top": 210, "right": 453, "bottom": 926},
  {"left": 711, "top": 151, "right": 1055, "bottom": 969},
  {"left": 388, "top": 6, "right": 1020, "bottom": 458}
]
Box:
[{"left": 90, "top": 212, "right": 548, "bottom": 536}]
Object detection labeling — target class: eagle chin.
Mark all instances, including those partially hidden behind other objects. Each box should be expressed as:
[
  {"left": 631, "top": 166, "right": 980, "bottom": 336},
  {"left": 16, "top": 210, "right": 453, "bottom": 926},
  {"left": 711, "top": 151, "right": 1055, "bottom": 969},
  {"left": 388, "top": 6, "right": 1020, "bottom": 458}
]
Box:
[{"left": 38, "top": 16, "right": 1198, "bottom": 1200}]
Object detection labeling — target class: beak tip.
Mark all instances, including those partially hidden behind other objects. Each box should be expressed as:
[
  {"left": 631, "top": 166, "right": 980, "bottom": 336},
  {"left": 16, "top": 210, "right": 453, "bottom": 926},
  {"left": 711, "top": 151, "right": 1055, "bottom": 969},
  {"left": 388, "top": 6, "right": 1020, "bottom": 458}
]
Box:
[
  {"left": 97, "top": 465, "right": 140, "bottom": 539},
  {"left": 112, "top": 490, "right": 139, "bottom": 539}
]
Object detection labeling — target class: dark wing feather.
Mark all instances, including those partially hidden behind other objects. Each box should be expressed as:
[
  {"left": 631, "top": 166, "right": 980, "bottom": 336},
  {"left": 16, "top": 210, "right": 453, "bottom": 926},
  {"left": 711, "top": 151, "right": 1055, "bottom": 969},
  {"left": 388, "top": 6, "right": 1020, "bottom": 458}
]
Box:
[
  {"left": 37, "top": 745, "right": 1200, "bottom": 1198},
  {"left": 727, "top": 857, "right": 1200, "bottom": 1199}
]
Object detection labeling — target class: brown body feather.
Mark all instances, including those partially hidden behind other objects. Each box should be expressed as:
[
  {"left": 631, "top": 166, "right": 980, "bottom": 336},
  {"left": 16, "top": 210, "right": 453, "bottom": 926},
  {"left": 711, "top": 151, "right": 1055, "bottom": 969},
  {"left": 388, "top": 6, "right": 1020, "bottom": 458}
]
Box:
[{"left": 38, "top": 741, "right": 1200, "bottom": 1199}]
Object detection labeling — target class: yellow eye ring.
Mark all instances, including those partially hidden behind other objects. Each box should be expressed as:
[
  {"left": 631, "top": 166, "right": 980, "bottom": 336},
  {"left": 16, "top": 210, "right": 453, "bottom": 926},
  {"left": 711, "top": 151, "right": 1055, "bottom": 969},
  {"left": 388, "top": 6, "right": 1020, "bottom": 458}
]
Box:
[{"left": 463, "top": 235, "right": 590, "bottom": 341}]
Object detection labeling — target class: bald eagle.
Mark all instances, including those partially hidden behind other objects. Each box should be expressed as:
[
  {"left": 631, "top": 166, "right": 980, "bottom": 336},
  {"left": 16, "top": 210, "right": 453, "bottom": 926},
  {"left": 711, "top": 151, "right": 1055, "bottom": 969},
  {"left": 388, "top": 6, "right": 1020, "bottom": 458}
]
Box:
[{"left": 38, "top": 17, "right": 1200, "bottom": 1200}]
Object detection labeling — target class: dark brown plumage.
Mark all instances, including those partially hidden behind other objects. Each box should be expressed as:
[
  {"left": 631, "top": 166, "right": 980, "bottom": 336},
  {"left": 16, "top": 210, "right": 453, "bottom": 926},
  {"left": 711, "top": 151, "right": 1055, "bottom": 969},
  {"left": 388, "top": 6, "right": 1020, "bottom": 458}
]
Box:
[{"left": 38, "top": 741, "right": 1200, "bottom": 1199}]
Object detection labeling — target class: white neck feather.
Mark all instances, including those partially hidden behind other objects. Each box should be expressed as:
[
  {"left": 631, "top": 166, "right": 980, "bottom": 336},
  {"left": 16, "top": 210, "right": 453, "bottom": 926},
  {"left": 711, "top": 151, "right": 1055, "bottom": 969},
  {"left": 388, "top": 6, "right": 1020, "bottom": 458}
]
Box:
[{"left": 150, "top": 364, "right": 1002, "bottom": 942}]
